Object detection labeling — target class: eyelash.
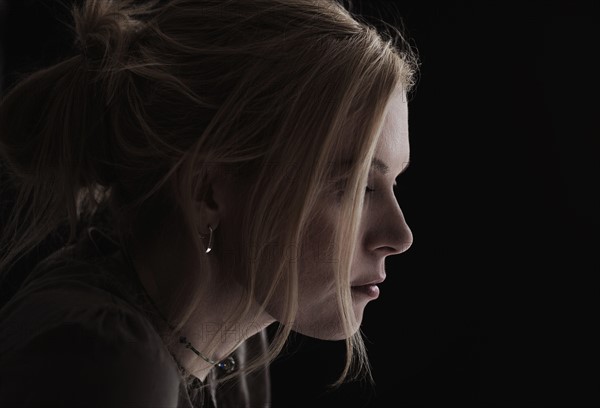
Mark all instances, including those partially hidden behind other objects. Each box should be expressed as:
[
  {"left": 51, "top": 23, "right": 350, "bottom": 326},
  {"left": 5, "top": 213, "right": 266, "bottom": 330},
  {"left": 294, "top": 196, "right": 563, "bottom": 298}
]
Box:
[
  {"left": 366, "top": 182, "right": 399, "bottom": 193},
  {"left": 335, "top": 181, "right": 398, "bottom": 197}
]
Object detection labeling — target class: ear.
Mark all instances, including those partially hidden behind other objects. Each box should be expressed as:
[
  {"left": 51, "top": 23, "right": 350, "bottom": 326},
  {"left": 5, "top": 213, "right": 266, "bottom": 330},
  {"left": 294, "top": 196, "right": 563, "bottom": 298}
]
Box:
[{"left": 194, "top": 164, "right": 235, "bottom": 234}]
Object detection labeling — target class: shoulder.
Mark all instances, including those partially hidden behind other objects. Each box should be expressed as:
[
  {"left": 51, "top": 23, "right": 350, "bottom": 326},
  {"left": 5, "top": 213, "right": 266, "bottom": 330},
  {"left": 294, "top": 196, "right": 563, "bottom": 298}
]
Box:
[{"left": 0, "top": 300, "right": 181, "bottom": 407}]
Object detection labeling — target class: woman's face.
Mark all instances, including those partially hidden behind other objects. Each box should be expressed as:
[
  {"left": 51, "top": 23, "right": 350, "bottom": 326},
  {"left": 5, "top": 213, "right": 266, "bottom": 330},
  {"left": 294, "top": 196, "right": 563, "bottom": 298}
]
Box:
[
  {"left": 213, "top": 90, "right": 413, "bottom": 341},
  {"left": 289, "top": 90, "right": 413, "bottom": 340}
]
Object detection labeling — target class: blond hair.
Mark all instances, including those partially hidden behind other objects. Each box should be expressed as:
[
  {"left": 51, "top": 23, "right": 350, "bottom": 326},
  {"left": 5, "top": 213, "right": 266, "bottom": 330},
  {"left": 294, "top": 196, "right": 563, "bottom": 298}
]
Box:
[{"left": 0, "top": 0, "right": 418, "bottom": 387}]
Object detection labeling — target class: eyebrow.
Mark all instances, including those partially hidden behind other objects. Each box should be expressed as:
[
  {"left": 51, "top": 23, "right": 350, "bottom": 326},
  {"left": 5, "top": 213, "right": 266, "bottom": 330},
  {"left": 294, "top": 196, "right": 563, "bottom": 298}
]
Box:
[
  {"left": 334, "top": 158, "right": 410, "bottom": 176},
  {"left": 371, "top": 158, "right": 389, "bottom": 175},
  {"left": 372, "top": 158, "right": 410, "bottom": 176}
]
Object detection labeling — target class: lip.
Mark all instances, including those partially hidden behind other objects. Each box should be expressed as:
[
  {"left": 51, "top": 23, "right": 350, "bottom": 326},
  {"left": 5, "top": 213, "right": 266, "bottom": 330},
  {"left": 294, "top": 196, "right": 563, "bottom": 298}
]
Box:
[
  {"left": 351, "top": 275, "right": 386, "bottom": 287},
  {"left": 350, "top": 275, "right": 385, "bottom": 299},
  {"left": 351, "top": 284, "right": 380, "bottom": 298}
]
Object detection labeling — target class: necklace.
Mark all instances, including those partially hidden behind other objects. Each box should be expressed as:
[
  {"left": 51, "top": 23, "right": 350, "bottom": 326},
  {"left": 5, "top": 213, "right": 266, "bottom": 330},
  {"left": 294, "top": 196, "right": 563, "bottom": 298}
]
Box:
[
  {"left": 112, "top": 232, "right": 237, "bottom": 375},
  {"left": 179, "top": 336, "right": 237, "bottom": 373}
]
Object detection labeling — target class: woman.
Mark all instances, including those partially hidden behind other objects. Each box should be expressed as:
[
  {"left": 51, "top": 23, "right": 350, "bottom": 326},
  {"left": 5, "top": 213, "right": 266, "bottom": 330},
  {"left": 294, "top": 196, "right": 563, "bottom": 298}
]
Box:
[{"left": 0, "top": 0, "right": 418, "bottom": 406}]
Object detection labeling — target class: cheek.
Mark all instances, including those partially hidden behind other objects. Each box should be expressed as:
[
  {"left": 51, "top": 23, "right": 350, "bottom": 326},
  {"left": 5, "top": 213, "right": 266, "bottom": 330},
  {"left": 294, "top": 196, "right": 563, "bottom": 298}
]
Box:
[
  {"left": 257, "top": 215, "right": 337, "bottom": 318},
  {"left": 266, "top": 208, "right": 370, "bottom": 339},
  {"left": 299, "top": 213, "right": 338, "bottom": 278},
  {"left": 294, "top": 210, "right": 348, "bottom": 324}
]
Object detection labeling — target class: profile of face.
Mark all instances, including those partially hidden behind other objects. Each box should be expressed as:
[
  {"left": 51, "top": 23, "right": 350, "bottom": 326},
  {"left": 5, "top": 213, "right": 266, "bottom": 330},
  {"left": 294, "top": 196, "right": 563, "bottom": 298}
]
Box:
[
  {"left": 289, "top": 90, "right": 414, "bottom": 340},
  {"left": 211, "top": 89, "right": 413, "bottom": 342}
]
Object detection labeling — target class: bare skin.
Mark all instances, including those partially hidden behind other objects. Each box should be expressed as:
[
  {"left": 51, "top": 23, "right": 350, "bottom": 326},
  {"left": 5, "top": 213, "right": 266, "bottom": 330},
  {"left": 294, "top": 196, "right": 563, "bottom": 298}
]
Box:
[{"left": 128, "top": 89, "right": 413, "bottom": 382}]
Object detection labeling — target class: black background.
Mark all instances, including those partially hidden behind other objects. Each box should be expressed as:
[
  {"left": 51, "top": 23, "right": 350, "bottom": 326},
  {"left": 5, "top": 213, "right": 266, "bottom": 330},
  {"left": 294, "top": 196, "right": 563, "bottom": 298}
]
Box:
[{"left": 1, "top": 1, "right": 598, "bottom": 407}]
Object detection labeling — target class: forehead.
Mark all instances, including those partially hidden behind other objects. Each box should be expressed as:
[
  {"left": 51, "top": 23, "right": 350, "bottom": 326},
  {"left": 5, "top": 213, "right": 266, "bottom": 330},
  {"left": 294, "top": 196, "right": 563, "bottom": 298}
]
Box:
[
  {"left": 331, "top": 90, "right": 409, "bottom": 176},
  {"left": 375, "top": 91, "right": 409, "bottom": 167}
]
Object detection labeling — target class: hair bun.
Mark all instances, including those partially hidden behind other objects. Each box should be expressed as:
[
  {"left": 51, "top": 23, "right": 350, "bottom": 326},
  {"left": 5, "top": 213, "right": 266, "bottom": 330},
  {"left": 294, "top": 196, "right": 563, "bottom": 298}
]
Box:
[{"left": 72, "top": 0, "right": 148, "bottom": 65}]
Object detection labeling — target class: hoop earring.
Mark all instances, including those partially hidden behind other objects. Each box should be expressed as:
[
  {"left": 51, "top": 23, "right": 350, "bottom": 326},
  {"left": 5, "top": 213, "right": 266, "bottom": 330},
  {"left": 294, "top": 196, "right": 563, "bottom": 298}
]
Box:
[{"left": 200, "top": 224, "right": 214, "bottom": 253}]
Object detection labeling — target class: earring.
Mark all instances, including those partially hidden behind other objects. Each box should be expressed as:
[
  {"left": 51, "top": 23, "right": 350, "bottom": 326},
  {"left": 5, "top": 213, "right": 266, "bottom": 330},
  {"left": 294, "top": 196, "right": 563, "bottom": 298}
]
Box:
[{"left": 200, "top": 224, "right": 214, "bottom": 253}]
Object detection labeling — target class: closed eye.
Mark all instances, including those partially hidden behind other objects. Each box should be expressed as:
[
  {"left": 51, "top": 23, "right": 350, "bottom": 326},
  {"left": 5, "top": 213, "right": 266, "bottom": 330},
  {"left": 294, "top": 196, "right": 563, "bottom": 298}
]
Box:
[{"left": 334, "top": 176, "right": 401, "bottom": 199}]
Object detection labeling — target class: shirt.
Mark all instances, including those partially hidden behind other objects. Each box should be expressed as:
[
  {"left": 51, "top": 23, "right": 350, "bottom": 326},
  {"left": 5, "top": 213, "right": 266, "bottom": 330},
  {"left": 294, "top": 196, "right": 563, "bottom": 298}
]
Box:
[{"left": 0, "top": 225, "right": 271, "bottom": 407}]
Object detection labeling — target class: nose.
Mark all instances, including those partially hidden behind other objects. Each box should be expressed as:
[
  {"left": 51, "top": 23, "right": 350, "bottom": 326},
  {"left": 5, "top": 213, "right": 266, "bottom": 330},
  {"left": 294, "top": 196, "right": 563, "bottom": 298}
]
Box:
[
  {"left": 395, "top": 214, "right": 413, "bottom": 255},
  {"left": 367, "top": 198, "right": 413, "bottom": 256}
]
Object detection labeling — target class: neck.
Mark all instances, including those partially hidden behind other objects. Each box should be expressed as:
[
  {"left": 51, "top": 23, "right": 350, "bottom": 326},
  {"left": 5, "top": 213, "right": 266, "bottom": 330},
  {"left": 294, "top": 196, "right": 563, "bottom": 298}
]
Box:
[
  {"left": 125, "top": 226, "right": 274, "bottom": 383},
  {"left": 166, "top": 287, "right": 274, "bottom": 382}
]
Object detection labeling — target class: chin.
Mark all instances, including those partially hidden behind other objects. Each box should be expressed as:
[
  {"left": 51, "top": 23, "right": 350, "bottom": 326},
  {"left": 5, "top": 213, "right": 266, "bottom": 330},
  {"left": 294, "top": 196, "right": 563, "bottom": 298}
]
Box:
[{"left": 292, "top": 308, "right": 365, "bottom": 340}]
